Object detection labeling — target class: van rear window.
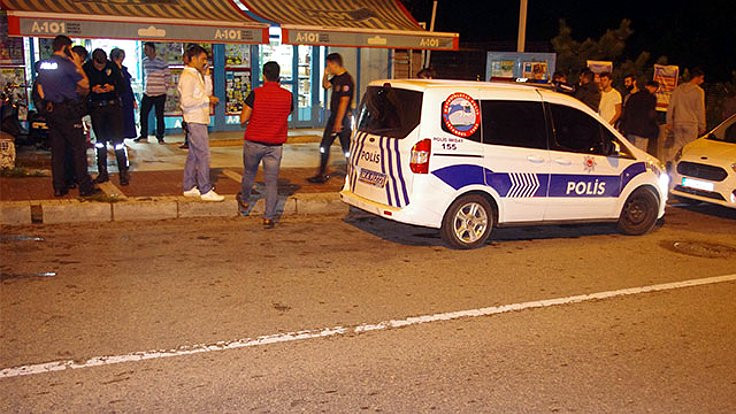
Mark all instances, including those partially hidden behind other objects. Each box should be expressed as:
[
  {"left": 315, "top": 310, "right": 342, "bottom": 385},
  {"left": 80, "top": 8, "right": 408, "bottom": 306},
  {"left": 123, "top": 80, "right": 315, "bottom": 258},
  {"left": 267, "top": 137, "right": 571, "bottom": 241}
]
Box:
[{"left": 357, "top": 85, "right": 423, "bottom": 139}]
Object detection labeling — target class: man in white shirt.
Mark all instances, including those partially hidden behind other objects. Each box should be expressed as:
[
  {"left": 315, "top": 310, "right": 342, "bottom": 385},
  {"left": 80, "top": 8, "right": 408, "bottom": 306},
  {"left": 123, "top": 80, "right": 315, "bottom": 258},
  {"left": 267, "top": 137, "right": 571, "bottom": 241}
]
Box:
[
  {"left": 598, "top": 72, "right": 622, "bottom": 125},
  {"left": 177, "top": 44, "right": 223, "bottom": 202}
]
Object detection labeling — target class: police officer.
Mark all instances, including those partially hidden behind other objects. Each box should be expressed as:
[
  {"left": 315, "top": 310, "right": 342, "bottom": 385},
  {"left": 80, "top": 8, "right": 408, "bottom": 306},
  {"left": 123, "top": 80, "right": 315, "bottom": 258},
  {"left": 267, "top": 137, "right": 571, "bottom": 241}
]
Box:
[
  {"left": 83, "top": 49, "right": 129, "bottom": 185},
  {"left": 36, "top": 35, "right": 99, "bottom": 197},
  {"left": 308, "top": 53, "right": 354, "bottom": 184}
]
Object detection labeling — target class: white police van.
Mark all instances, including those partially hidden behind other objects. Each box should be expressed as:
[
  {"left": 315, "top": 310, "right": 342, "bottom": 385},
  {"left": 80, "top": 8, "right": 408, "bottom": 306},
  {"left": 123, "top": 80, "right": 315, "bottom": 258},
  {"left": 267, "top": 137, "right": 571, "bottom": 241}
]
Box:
[{"left": 340, "top": 80, "right": 669, "bottom": 249}]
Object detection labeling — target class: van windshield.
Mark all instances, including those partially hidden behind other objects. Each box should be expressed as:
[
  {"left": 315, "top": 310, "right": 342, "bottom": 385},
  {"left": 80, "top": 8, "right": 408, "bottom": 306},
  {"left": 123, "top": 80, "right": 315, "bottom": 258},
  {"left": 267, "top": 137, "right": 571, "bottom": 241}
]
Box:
[{"left": 357, "top": 85, "right": 423, "bottom": 139}]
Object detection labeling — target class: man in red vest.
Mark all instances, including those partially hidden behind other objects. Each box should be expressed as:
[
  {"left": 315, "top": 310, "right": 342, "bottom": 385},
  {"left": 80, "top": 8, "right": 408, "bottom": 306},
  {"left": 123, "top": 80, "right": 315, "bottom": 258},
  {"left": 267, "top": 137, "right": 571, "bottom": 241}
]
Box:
[{"left": 238, "top": 61, "right": 293, "bottom": 228}]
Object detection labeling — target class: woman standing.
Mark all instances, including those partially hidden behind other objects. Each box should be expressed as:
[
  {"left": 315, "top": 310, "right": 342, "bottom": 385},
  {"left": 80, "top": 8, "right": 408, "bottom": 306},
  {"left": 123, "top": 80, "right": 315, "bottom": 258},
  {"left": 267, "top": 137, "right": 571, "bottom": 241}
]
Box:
[{"left": 110, "top": 48, "right": 137, "bottom": 140}]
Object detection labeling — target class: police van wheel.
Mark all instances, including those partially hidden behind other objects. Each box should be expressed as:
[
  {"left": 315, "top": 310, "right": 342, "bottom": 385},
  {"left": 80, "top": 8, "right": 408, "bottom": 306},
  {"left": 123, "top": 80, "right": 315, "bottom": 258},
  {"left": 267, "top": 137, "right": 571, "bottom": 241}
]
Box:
[
  {"left": 441, "top": 195, "right": 494, "bottom": 249},
  {"left": 617, "top": 188, "right": 659, "bottom": 236}
]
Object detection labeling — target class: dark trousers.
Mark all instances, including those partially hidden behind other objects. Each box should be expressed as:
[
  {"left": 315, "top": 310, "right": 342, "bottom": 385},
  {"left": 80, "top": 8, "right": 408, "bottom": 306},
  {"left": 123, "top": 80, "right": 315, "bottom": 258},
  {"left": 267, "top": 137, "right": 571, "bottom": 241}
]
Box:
[
  {"left": 91, "top": 102, "right": 128, "bottom": 171},
  {"left": 48, "top": 109, "right": 93, "bottom": 193},
  {"left": 139, "top": 94, "right": 166, "bottom": 140},
  {"left": 318, "top": 115, "right": 352, "bottom": 175}
]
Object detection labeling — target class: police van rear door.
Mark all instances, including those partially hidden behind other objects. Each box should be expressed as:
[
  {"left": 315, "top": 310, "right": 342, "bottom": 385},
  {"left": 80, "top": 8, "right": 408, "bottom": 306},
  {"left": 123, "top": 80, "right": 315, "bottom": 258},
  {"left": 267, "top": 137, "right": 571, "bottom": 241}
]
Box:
[{"left": 346, "top": 84, "right": 422, "bottom": 209}]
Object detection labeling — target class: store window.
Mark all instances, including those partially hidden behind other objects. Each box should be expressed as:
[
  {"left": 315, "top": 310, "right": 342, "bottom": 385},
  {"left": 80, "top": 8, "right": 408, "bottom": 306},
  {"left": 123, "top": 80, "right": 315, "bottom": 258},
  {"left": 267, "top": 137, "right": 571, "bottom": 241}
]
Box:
[{"left": 224, "top": 44, "right": 252, "bottom": 117}]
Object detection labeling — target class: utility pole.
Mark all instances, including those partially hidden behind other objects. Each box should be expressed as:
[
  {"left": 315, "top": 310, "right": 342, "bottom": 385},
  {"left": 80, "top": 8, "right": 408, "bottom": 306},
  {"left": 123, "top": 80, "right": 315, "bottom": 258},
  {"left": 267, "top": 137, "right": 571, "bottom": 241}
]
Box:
[
  {"left": 517, "top": 0, "right": 528, "bottom": 52},
  {"left": 424, "top": 0, "right": 438, "bottom": 69}
]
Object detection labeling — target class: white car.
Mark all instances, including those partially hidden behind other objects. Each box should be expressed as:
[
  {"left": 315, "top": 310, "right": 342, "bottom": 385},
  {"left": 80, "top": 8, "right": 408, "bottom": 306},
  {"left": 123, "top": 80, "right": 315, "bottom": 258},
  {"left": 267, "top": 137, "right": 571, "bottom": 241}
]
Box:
[
  {"left": 670, "top": 114, "right": 736, "bottom": 208},
  {"left": 340, "top": 80, "right": 669, "bottom": 249}
]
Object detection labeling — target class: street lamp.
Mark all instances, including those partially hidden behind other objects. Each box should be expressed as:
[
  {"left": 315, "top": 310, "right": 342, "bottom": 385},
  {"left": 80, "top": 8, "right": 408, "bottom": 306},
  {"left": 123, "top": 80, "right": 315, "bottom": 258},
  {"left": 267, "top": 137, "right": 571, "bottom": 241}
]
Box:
[{"left": 517, "top": 0, "right": 528, "bottom": 52}]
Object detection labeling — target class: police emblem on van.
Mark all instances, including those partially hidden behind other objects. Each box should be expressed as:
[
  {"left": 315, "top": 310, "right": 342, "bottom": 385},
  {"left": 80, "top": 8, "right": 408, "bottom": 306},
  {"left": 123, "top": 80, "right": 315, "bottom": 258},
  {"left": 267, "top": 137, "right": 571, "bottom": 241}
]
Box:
[{"left": 442, "top": 92, "right": 480, "bottom": 138}]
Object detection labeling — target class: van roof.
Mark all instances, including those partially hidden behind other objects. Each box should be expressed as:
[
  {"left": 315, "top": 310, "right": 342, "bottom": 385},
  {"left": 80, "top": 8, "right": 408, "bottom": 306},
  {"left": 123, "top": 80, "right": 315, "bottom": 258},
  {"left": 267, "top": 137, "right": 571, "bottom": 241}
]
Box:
[{"left": 367, "top": 78, "right": 600, "bottom": 118}]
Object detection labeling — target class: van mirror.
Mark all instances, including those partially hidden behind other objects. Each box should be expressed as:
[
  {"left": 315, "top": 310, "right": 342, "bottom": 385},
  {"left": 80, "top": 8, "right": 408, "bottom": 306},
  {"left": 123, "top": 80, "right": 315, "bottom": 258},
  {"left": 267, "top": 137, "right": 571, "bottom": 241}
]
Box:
[{"left": 610, "top": 140, "right": 622, "bottom": 156}]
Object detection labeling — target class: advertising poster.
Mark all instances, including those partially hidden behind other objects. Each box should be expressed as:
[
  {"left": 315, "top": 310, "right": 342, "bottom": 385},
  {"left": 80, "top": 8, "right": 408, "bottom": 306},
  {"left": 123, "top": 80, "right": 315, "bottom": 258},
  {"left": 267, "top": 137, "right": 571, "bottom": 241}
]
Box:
[
  {"left": 225, "top": 69, "right": 251, "bottom": 115},
  {"left": 490, "top": 60, "right": 515, "bottom": 78},
  {"left": 0, "top": 14, "right": 24, "bottom": 65},
  {"left": 165, "top": 68, "right": 183, "bottom": 115},
  {"left": 38, "top": 38, "right": 55, "bottom": 60},
  {"left": 586, "top": 60, "right": 613, "bottom": 74},
  {"left": 653, "top": 64, "right": 679, "bottom": 112},
  {"left": 154, "top": 42, "right": 184, "bottom": 65},
  {"left": 522, "top": 61, "right": 548, "bottom": 80},
  {"left": 225, "top": 44, "right": 251, "bottom": 67}
]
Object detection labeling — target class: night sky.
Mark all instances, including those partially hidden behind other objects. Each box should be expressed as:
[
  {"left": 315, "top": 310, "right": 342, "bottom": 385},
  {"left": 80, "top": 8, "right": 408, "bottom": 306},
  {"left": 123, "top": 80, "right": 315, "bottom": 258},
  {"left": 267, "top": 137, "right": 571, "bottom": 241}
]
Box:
[{"left": 402, "top": 0, "right": 736, "bottom": 82}]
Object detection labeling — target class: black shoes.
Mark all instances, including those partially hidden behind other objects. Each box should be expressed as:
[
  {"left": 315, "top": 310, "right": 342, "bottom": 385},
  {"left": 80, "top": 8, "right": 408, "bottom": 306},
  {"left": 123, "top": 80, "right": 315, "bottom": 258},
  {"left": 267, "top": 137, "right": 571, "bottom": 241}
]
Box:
[
  {"left": 119, "top": 170, "right": 130, "bottom": 186},
  {"left": 80, "top": 187, "right": 102, "bottom": 197},
  {"left": 307, "top": 174, "right": 330, "bottom": 184},
  {"left": 179, "top": 143, "right": 189, "bottom": 149},
  {"left": 54, "top": 189, "right": 69, "bottom": 198},
  {"left": 133, "top": 137, "right": 146, "bottom": 143},
  {"left": 157, "top": 138, "right": 165, "bottom": 144},
  {"left": 263, "top": 219, "right": 275, "bottom": 229},
  {"left": 94, "top": 172, "right": 109, "bottom": 184}
]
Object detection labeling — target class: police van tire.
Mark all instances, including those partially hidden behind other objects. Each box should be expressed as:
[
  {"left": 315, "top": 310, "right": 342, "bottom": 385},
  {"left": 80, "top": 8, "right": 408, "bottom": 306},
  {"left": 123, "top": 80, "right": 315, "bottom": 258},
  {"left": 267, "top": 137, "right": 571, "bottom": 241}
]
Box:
[
  {"left": 441, "top": 194, "right": 494, "bottom": 249},
  {"left": 617, "top": 187, "right": 659, "bottom": 236}
]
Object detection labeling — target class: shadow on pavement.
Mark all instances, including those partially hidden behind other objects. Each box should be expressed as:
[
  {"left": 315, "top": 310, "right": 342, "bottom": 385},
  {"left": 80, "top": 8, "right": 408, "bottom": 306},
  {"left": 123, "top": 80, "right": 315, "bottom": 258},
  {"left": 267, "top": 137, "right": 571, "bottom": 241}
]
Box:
[
  {"left": 344, "top": 211, "right": 620, "bottom": 248},
  {"left": 669, "top": 202, "right": 736, "bottom": 220}
]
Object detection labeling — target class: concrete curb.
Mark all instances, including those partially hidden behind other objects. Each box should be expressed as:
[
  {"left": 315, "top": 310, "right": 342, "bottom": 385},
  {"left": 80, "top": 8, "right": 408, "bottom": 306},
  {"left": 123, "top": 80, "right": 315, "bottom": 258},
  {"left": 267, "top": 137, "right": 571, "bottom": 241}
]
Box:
[{"left": 0, "top": 192, "right": 348, "bottom": 226}]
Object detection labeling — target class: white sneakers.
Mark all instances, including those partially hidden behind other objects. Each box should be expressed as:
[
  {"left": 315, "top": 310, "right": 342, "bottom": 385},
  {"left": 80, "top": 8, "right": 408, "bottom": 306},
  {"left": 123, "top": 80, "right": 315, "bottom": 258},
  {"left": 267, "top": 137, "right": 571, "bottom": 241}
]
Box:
[
  {"left": 200, "top": 190, "right": 225, "bottom": 202},
  {"left": 183, "top": 187, "right": 225, "bottom": 202},
  {"left": 183, "top": 187, "right": 201, "bottom": 198}
]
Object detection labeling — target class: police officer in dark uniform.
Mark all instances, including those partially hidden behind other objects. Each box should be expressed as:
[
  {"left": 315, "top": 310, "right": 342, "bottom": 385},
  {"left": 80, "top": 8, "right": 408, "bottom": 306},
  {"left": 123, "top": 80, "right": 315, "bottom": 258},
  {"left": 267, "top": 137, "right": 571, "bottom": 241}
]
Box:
[
  {"left": 83, "top": 49, "right": 130, "bottom": 185},
  {"left": 308, "top": 53, "right": 354, "bottom": 184},
  {"left": 36, "top": 35, "right": 99, "bottom": 197}
]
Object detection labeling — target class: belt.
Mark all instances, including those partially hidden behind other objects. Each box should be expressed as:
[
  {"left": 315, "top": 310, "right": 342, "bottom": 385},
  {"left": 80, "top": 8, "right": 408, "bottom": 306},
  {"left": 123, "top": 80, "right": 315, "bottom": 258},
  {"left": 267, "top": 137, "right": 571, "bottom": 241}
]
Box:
[{"left": 91, "top": 99, "right": 119, "bottom": 107}]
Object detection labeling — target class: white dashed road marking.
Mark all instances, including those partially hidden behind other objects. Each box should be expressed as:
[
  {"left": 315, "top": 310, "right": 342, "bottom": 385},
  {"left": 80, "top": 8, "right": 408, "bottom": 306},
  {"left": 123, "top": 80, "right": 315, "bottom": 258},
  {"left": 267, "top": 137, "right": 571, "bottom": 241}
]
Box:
[{"left": 2, "top": 273, "right": 735, "bottom": 379}]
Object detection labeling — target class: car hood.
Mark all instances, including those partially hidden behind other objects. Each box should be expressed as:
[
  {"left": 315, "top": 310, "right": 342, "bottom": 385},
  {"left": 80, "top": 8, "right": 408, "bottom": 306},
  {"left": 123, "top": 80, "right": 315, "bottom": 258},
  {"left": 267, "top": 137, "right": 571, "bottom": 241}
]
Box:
[{"left": 683, "top": 138, "right": 736, "bottom": 166}]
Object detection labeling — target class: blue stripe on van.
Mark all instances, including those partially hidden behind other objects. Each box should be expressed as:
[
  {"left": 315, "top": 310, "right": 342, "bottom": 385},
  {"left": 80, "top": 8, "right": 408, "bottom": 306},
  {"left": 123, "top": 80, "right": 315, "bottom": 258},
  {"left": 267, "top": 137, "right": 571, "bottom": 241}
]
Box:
[
  {"left": 432, "top": 163, "right": 648, "bottom": 198},
  {"left": 379, "top": 136, "right": 393, "bottom": 206},
  {"left": 386, "top": 137, "right": 401, "bottom": 207},
  {"left": 352, "top": 132, "right": 367, "bottom": 192},
  {"left": 394, "top": 138, "right": 410, "bottom": 206}
]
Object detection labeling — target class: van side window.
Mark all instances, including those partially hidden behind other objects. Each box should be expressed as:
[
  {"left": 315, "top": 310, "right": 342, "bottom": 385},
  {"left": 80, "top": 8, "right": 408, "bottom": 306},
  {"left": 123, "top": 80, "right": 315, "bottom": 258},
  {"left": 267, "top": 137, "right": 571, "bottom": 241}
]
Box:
[
  {"left": 549, "top": 104, "right": 610, "bottom": 155},
  {"left": 481, "top": 100, "right": 547, "bottom": 149}
]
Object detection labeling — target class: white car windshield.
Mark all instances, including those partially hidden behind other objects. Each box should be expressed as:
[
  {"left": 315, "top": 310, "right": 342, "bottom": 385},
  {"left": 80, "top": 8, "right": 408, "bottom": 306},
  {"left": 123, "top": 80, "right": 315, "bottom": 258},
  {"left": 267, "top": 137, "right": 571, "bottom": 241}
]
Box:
[{"left": 707, "top": 114, "right": 736, "bottom": 144}]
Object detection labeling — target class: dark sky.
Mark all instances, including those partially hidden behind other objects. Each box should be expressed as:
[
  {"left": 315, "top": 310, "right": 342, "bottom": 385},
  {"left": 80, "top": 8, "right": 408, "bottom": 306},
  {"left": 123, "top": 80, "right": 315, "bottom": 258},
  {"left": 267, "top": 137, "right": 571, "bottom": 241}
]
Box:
[{"left": 402, "top": 0, "right": 736, "bottom": 82}]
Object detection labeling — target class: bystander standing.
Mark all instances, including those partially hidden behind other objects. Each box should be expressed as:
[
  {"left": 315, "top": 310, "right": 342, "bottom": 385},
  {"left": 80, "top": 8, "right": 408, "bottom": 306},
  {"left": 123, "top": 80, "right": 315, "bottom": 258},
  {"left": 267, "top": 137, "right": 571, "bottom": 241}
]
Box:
[
  {"left": 574, "top": 69, "right": 601, "bottom": 111},
  {"left": 110, "top": 48, "right": 138, "bottom": 142},
  {"left": 666, "top": 67, "right": 706, "bottom": 162},
  {"left": 620, "top": 80, "right": 660, "bottom": 153},
  {"left": 135, "top": 42, "right": 170, "bottom": 144},
  {"left": 178, "top": 45, "right": 223, "bottom": 202},
  {"left": 598, "top": 72, "right": 622, "bottom": 125}
]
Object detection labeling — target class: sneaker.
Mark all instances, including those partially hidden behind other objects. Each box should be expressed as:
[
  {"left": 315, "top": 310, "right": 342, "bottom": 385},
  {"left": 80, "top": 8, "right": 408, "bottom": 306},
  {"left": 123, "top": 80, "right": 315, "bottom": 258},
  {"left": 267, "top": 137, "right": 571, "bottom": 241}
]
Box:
[
  {"left": 307, "top": 174, "right": 330, "bottom": 184},
  {"left": 200, "top": 190, "right": 225, "bottom": 202},
  {"left": 183, "top": 187, "right": 201, "bottom": 198},
  {"left": 263, "top": 218, "right": 275, "bottom": 229},
  {"left": 179, "top": 143, "right": 189, "bottom": 149},
  {"left": 133, "top": 137, "right": 147, "bottom": 143},
  {"left": 157, "top": 138, "right": 166, "bottom": 144}
]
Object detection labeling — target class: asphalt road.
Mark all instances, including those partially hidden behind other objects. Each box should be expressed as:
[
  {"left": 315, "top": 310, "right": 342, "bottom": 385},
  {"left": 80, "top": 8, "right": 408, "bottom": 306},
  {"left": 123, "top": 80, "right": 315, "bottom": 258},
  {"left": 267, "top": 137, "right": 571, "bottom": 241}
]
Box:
[{"left": 1, "top": 202, "right": 735, "bottom": 412}]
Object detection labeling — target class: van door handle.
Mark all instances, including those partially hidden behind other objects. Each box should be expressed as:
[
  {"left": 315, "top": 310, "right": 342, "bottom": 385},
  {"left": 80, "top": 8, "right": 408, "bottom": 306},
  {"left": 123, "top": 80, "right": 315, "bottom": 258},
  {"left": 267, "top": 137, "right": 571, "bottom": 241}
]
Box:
[
  {"left": 554, "top": 158, "right": 572, "bottom": 166},
  {"left": 527, "top": 155, "right": 545, "bottom": 163}
]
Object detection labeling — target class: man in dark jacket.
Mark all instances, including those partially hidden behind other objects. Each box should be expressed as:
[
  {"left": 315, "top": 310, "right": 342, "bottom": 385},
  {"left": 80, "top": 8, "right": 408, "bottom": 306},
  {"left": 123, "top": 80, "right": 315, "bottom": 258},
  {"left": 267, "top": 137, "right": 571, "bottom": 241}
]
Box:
[
  {"left": 574, "top": 69, "right": 601, "bottom": 111},
  {"left": 83, "top": 48, "right": 129, "bottom": 185},
  {"left": 620, "top": 80, "right": 660, "bottom": 153}
]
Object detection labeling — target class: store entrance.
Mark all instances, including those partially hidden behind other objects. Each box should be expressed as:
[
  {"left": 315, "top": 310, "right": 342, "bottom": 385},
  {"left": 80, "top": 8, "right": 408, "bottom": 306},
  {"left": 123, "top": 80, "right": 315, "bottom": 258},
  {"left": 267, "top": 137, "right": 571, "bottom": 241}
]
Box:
[{"left": 257, "top": 44, "right": 321, "bottom": 129}]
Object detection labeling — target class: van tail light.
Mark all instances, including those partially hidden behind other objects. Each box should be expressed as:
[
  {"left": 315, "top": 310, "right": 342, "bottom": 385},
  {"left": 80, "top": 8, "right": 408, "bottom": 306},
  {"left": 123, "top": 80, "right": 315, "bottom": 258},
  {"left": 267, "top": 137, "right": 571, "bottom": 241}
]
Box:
[{"left": 410, "top": 139, "right": 432, "bottom": 174}]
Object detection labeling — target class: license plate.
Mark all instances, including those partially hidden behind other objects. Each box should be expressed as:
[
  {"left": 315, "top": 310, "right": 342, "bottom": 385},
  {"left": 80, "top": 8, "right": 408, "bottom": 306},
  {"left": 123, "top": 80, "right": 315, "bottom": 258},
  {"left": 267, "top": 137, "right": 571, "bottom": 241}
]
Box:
[
  {"left": 682, "top": 177, "right": 714, "bottom": 192},
  {"left": 358, "top": 169, "right": 387, "bottom": 188}
]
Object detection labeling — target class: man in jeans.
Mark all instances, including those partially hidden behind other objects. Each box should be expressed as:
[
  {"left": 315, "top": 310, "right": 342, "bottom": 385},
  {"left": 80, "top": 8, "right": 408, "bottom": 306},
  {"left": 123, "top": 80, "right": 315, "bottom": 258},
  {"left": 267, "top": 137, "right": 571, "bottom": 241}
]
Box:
[
  {"left": 178, "top": 45, "right": 223, "bottom": 202},
  {"left": 666, "top": 67, "right": 706, "bottom": 162},
  {"left": 135, "top": 42, "right": 170, "bottom": 144},
  {"left": 238, "top": 61, "right": 293, "bottom": 228}
]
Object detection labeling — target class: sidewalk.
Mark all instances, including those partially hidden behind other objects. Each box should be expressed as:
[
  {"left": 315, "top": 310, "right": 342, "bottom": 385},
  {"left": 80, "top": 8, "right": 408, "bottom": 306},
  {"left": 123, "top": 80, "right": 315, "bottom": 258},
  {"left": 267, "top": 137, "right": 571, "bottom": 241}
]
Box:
[{"left": 0, "top": 132, "right": 352, "bottom": 226}]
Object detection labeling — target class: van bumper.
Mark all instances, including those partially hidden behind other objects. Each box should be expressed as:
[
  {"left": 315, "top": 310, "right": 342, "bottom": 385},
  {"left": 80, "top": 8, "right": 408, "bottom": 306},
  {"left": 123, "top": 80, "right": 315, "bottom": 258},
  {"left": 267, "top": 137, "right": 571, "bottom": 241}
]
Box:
[{"left": 339, "top": 190, "right": 440, "bottom": 228}]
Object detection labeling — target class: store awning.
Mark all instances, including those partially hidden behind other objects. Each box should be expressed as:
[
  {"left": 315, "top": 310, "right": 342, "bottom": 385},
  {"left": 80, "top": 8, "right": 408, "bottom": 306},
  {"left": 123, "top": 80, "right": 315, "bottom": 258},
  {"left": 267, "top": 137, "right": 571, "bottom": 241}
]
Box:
[
  {"left": 1, "top": 0, "right": 269, "bottom": 44},
  {"left": 240, "top": 0, "right": 459, "bottom": 50}
]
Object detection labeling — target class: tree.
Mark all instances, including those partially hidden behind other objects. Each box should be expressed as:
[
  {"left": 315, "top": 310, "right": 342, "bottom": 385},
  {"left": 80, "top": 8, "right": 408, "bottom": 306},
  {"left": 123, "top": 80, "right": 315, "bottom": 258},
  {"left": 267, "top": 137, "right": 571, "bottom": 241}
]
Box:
[{"left": 552, "top": 19, "right": 666, "bottom": 87}]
